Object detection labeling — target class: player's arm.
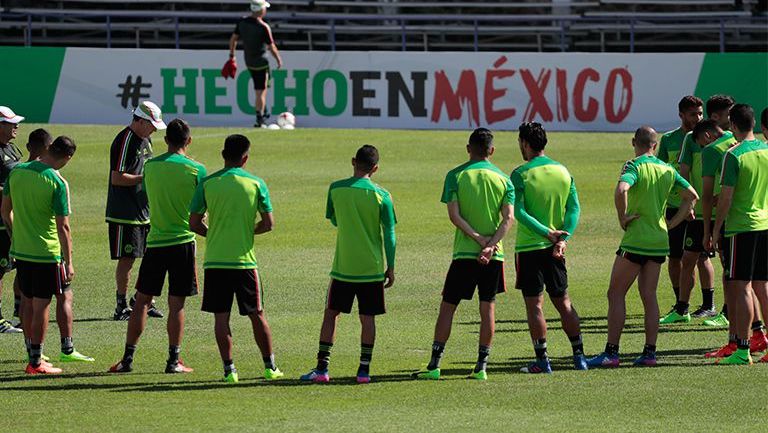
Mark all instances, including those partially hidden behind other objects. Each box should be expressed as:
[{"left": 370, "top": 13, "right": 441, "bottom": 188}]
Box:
[
  {"left": 713, "top": 186, "right": 733, "bottom": 251},
  {"left": 562, "top": 178, "right": 580, "bottom": 241},
  {"left": 478, "top": 203, "right": 514, "bottom": 265},
  {"left": 110, "top": 171, "right": 142, "bottom": 186},
  {"left": 669, "top": 186, "right": 698, "bottom": 230},
  {"left": 614, "top": 181, "right": 639, "bottom": 231},
  {"left": 0, "top": 193, "right": 12, "bottom": 232},
  {"left": 56, "top": 215, "right": 74, "bottom": 282},
  {"left": 447, "top": 201, "right": 489, "bottom": 246},
  {"left": 254, "top": 211, "right": 273, "bottom": 235},
  {"left": 189, "top": 213, "right": 207, "bottom": 237},
  {"left": 228, "top": 33, "right": 239, "bottom": 58},
  {"left": 268, "top": 44, "right": 283, "bottom": 69},
  {"left": 701, "top": 175, "right": 716, "bottom": 250}
]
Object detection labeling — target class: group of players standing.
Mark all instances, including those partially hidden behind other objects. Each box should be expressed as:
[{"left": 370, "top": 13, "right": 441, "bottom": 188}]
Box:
[{"left": 0, "top": 94, "right": 765, "bottom": 382}]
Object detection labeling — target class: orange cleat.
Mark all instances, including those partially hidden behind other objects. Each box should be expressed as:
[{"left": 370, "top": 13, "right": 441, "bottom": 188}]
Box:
[
  {"left": 705, "top": 342, "right": 736, "bottom": 358},
  {"left": 165, "top": 359, "right": 194, "bottom": 374},
  {"left": 25, "top": 363, "right": 63, "bottom": 375},
  {"left": 749, "top": 330, "right": 768, "bottom": 354}
]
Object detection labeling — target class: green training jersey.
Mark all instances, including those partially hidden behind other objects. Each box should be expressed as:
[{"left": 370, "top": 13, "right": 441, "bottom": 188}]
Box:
[
  {"left": 678, "top": 132, "right": 707, "bottom": 218},
  {"left": 3, "top": 161, "right": 70, "bottom": 263},
  {"left": 618, "top": 155, "right": 690, "bottom": 256},
  {"left": 441, "top": 160, "right": 514, "bottom": 261},
  {"left": 510, "top": 155, "right": 580, "bottom": 253},
  {"left": 326, "top": 177, "right": 396, "bottom": 283},
  {"left": 658, "top": 127, "right": 686, "bottom": 208},
  {"left": 701, "top": 131, "right": 737, "bottom": 199},
  {"left": 143, "top": 152, "right": 207, "bottom": 248},
  {"left": 189, "top": 167, "right": 272, "bottom": 269},
  {"left": 720, "top": 139, "right": 768, "bottom": 236}
]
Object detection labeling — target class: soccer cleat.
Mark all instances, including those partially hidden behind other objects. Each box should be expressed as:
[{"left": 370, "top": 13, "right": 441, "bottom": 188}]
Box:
[
  {"left": 59, "top": 350, "right": 95, "bottom": 363},
  {"left": 659, "top": 311, "right": 691, "bottom": 324},
  {"left": 108, "top": 360, "right": 133, "bottom": 373},
  {"left": 703, "top": 312, "right": 729, "bottom": 327},
  {"left": 691, "top": 306, "right": 717, "bottom": 319},
  {"left": 300, "top": 369, "right": 330, "bottom": 383},
  {"left": 0, "top": 318, "right": 22, "bottom": 333},
  {"left": 224, "top": 372, "right": 239, "bottom": 383},
  {"left": 749, "top": 330, "right": 768, "bottom": 354},
  {"left": 467, "top": 369, "right": 487, "bottom": 380},
  {"left": 716, "top": 350, "right": 752, "bottom": 365},
  {"left": 165, "top": 360, "right": 193, "bottom": 374},
  {"left": 520, "top": 358, "right": 552, "bottom": 374},
  {"left": 9, "top": 317, "right": 22, "bottom": 328},
  {"left": 633, "top": 353, "right": 657, "bottom": 367},
  {"left": 25, "top": 363, "right": 62, "bottom": 375},
  {"left": 411, "top": 368, "right": 440, "bottom": 380},
  {"left": 356, "top": 370, "right": 371, "bottom": 384},
  {"left": 586, "top": 352, "right": 620, "bottom": 368},
  {"left": 704, "top": 342, "right": 736, "bottom": 358},
  {"left": 573, "top": 354, "right": 589, "bottom": 370},
  {"left": 264, "top": 368, "right": 284, "bottom": 380},
  {"left": 113, "top": 307, "right": 132, "bottom": 321},
  {"left": 147, "top": 303, "right": 164, "bottom": 318}
]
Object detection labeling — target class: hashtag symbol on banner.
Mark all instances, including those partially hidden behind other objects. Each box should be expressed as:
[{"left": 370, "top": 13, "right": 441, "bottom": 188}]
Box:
[{"left": 116, "top": 75, "right": 152, "bottom": 109}]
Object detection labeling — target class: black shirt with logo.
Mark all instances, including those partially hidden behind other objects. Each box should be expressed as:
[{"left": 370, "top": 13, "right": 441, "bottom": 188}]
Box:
[{"left": 106, "top": 127, "right": 152, "bottom": 224}]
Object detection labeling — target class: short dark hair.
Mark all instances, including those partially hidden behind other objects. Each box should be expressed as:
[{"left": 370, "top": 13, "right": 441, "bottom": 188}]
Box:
[
  {"left": 678, "top": 95, "right": 703, "bottom": 113},
  {"left": 729, "top": 103, "right": 755, "bottom": 132},
  {"left": 166, "top": 118, "right": 191, "bottom": 147},
  {"left": 354, "top": 144, "right": 379, "bottom": 172},
  {"left": 468, "top": 128, "right": 494, "bottom": 156},
  {"left": 49, "top": 136, "right": 77, "bottom": 159},
  {"left": 633, "top": 126, "right": 657, "bottom": 149},
  {"left": 761, "top": 107, "right": 767, "bottom": 129},
  {"left": 706, "top": 94, "right": 735, "bottom": 118},
  {"left": 518, "top": 122, "right": 547, "bottom": 151},
  {"left": 222, "top": 134, "right": 250, "bottom": 162},
  {"left": 27, "top": 128, "right": 52, "bottom": 153},
  {"left": 691, "top": 119, "right": 719, "bottom": 142}
]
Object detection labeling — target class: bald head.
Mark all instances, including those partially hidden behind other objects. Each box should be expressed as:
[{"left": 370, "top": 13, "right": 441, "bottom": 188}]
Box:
[{"left": 633, "top": 126, "right": 657, "bottom": 150}]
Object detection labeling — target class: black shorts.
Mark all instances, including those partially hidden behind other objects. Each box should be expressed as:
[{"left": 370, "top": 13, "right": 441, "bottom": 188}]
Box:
[
  {"left": 666, "top": 207, "right": 687, "bottom": 259},
  {"left": 326, "top": 279, "right": 386, "bottom": 316},
  {"left": 109, "top": 223, "right": 149, "bottom": 259},
  {"left": 515, "top": 247, "right": 568, "bottom": 298},
  {"left": 16, "top": 260, "right": 71, "bottom": 299},
  {"left": 683, "top": 220, "right": 716, "bottom": 257},
  {"left": 136, "top": 241, "right": 198, "bottom": 297},
  {"left": 616, "top": 248, "right": 666, "bottom": 266},
  {"left": 202, "top": 268, "right": 263, "bottom": 316},
  {"left": 442, "top": 259, "right": 505, "bottom": 305},
  {"left": 248, "top": 67, "right": 270, "bottom": 90},
  {"left": 722, "top": 230, "right": 768, "bottom": 281},
  {"left": 0, "top": 229, "right": 14, "bottom": 275}
]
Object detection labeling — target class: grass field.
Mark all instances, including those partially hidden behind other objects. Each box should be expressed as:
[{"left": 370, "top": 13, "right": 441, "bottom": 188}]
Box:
[{"left": 0, "top": 125, "right": 765, "bottom": 432}]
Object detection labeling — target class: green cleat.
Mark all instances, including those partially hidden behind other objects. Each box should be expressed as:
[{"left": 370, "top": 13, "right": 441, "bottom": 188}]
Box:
[
  {"left": 659, "top": 311, "right": 691, "bottom": 324},
  {"left": 468, "top": 370, "right": 487, "bottom": 381},
  {"left": 224, "top": 372, "right": 239, "bottom": 383},
  {"left": 264, "top": 368, "right": 284, "bottom": 380},
  {"left": 703, "top": 312, "right": 729, "bottom": 327},
  {"left": 59, "top": 351, "right": 95, "bottom": 363},
  {"left": 716, "top": 349, "right": 752, "bottom": 365},
  {"left": 411, "top": 368, "right": 440, "bottom": 380}
]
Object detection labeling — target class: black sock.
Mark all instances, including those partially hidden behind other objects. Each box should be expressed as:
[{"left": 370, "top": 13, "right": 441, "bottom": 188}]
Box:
[
  {"left": 223, "top": 359, "right": 236, "bottom": 377},
  {"left": 721, "top": 304, "right": 728, "bottom": 318},
  {"left": 674, "top": 301, "right": 689, "bottom": 315},
  {"left": 316, "top": 341, "right": 332, "bottom": 371},
  {"left": 168, "top": 345, "right": 180, "bottom": 365},
  {"left": 672, "top": 287, "right": 680, "bottom": 303},
  {"left": 751, "top": 321, "right": 764, "bottom": 332},
  {"left": 729, "top": 333, "right": 737, "bottom": 344},
  {"left": 569, "top": 334, "right": 584, "bottom": 356},
  {"left": 427, "top": 341, "right": 445, "bottom": 370},
  {"left": 701, "top": 288, "right": 714, "bottom": 310},
  {"left": 263, "top": 353, "right": 276, "bottom": 371},
  {"left": 533, "top": 338, "right": 548, "bottom": 361},
  {"left": 359, "top": 343, "right": 374, "bottom": 375},
  {"left": 0, "top": 299, "right": 3, "bottom": 320},
  {"left": 256, "top": 113, "right": 264, "bottom": 125},
  {"left": 642, "top": 344, "right": 656, "bottom": 357},
  {"left": 25, "top": 337, "right": 31, "bottom": 356},
  {"left": 13, "top": 295, "right": 20, "bottom": 317},
  {"left": 116, "top": 292, "right": 127, "bottom": 309},
  {"left": 30, "top": 344, "right": 42, "bottom": 367},
  {"left": 605, "top": 342, "right": 620, "bottom": 356},
  {"left": 474, "top": 345, "right": 490, "bottom": 373},
  {"left": 122, "top": 344, "right": 137, "bottom": 364},
  {"left": 737, "top": 338, "right": 749, "bottom": 351},
  {"left": 61, "top": 336, "right": 74, "bottom": 355}
]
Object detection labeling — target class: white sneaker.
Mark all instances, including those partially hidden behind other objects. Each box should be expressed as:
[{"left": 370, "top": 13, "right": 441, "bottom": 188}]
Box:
[{"left": 0, "top": 318, "right": 22, "bottom": 333}]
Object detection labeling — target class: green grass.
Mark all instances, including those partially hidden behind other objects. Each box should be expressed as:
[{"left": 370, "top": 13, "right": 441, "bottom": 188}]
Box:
[{"left": 1, "top": 126, "right": 765, "bottom": 432}]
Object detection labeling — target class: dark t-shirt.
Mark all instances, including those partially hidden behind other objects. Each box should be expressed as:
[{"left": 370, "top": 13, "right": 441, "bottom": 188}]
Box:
[
  {"left": 234, "top": 17, "right": 274, "bottom": 69},
  {"left": 106, "top": 127, "right": 152, "bottom": 225},
  {"left": 0, "top": 142, "right": 23, "bottom": 230}
]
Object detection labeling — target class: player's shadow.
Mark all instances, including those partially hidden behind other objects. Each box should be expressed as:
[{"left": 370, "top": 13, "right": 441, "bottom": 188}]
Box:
[{"left": 458, "top": 314, "right": 644, "bottom": 326}]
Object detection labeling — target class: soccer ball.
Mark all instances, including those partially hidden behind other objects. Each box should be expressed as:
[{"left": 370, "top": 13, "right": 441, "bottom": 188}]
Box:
[{"left": 277, "top": 112, "right": 296, "bottom": 129}]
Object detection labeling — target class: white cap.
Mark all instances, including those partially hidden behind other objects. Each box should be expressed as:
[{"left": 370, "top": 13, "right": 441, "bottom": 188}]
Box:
[
  {"left": 0, "top": 106, "right": 24, "bottom": 124},
  {"left": 250, "top": 0, "right": 271, "bottom": 12},
  {"left": 132, "top": 100, "right": 167, "bottom": 130}
]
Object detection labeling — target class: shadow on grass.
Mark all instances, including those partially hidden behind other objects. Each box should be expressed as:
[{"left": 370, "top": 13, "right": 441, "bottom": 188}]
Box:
[{"left": 458, "top": 314, "right": 645, "bottom": 326}]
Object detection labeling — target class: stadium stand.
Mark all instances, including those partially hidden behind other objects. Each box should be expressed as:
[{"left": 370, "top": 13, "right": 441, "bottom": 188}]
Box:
[{"left": 0, "top": 0, "right": 765, "bottom": 51}]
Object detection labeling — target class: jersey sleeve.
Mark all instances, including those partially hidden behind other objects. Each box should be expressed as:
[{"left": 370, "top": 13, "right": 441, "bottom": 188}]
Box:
[
  {"left": 440, "top": 171, "right": 458, "bottom": 204},
  {"left": 720, "top": 151, "right": 739, "bottom": 187},
  {"left": 511, "top": 170, "right": 551, "bottom": 237},
  {"left": 380, "top": 193, "right": 397, "bottom": 269},
  {"left": 701, "top": 146, "right": 719, "bottom": 178},
  {"left": 503, "top": 177, "right": 515, "bottom": 205},
  {"left": 618, "top": 160, "right": 638, "bottom": 186},
  {"left": 674, "top": 169, "right": 691, "bottom": 190},
  {"left": 325, "top": 185, "right": 336, "bottom": 226},
  {"left": 110, "top": 135, "right": 137, "bottom": 173},
  {"left": 52, "top": 176, "right": 71, "bottom": 217},
  {"left": 189, "top": 182, "right": 207, "bottom": 214},
  {"left": 2, "top": 171, "right": 11, "bottom": 196},
  {"left": 562, "top": 177, "right": 580, "bottom": 241},
  {"left": 678, "top": 134, "right": 694, "bottom": 167},
  {"left": 657, "top": 137, "right": 669, "bottom": 163},
  {"left": 233, "top": 20, "right": 241, "bottom": 35},
  {"left": 196, "top": 165, "right": 208, "bottom": 186},
  {"left": 256, "top": 180, "right": 273, "bottom": 213}
]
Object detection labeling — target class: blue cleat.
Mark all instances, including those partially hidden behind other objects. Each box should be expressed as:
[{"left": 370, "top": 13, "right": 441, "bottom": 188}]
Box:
[
  {"left": 633, "top": 353, "right": 657, "bottom": 367},
  {"left": 586, "top": 352, "right": 620, "bottom": 368},
  {"left": 520, "top": 358, "right": 552, "bottom": 374},
  {"left": 573, "top": 354, "right": 589, "bottom": 370},
  {"left": 300, "top": 369, "right": 329, "bottom": 383}
]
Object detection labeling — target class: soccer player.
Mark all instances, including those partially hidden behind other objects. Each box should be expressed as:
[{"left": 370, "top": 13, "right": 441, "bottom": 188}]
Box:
[
  {"left": 511, "top": 122, "right": 585, "bottom": 373},
  {"left": 413, "top": 128, "right": 514, "bottom": 381},
  {"left": 109, "top": 119, "right": 206, "bottom": 374},
  {"left": 761, "top": 107, "right": 768, "bottom": 140},
  {"left": 299, "top": 145, "right": 396, "bottom": 384},
  {"left": 1, "top": 136, "right": 84, "bottom": 374},
  {"left": 713, "top": 104, "right": 768, "bottom": 365},
  {"left": 0, "top": 106, "right": 24, "bottom": 333},
  {"left": 656, "top": 96, "right": 709, "bottom": 321},
  {"left": 190, "top": 134, "right": 283, "bottom": 383},
  {"left": 587, "top": 127, "right": 697, "bottom": 368},
  {"left": 107, "top": 101, "right": 165, "bottom": 320},
  {"left": 228, "top": 0, "right": 283, "bottom": 127}
]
